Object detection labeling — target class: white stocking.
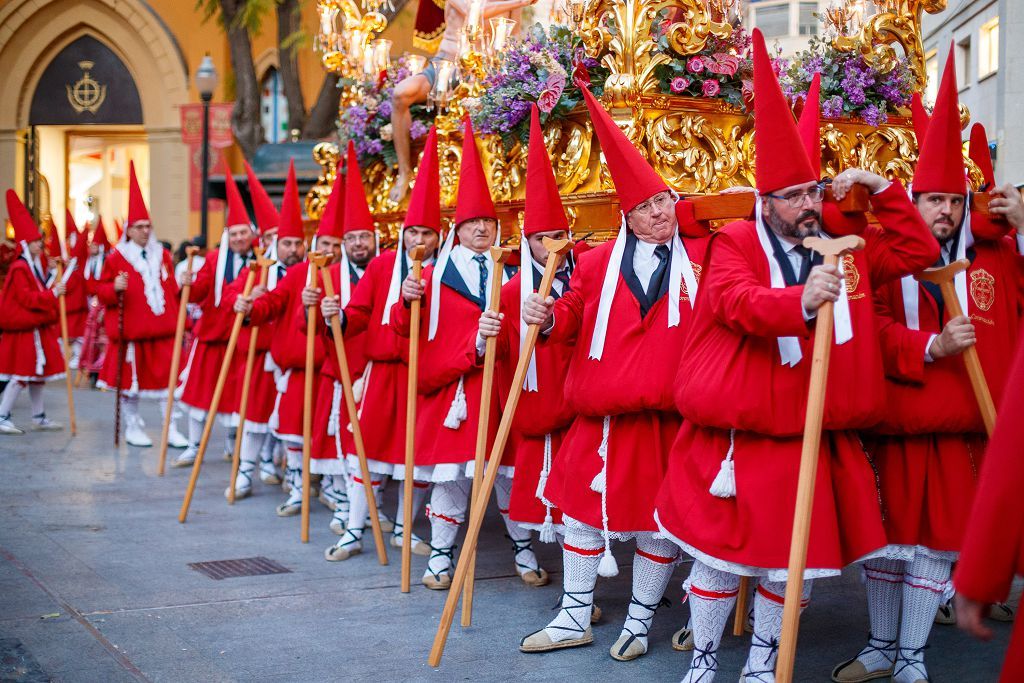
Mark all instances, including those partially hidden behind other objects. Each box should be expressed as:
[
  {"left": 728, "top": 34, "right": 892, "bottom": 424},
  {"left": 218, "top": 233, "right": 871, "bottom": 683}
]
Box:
[
  {"left": 0, "top": 381, "right": 24, "bottom": 418},
  {"left": 240, "top": 431, "right": 264, "bottom": 466},
  {"left": 344, "top": 474, "right": 383, "bottom": 540},
  {"left": 542, "top": 522, "right": 603, "bottom": 642},
  {"left": 224, "top": 427, "right": 237, "bottom": 457},
  {"left": 121, "top": 395, "right": 140, "bottom": 428},
  {"left": 494, "top": 475, "right": 540, "bottom": 576},
  {"left": 28, "top": 383, "right": 44, "bottom": 418},
  {"left": 614, "top": 535, "right": 677, "bottom": 657},
  {"left": 743, "top": 579, "right": 812, "bottom": 681},
  {"left": 394, "top": 480, "right": 430, "bottom": 537},
  {"left": 424, "top": 478, "right": 472, "bottom": 579},
  {"left": 895, "top": 554, "right": 951, "bottom": 683},
  {"left": 682, "top": 560, "right": 741, "bottom": 683},
  {"left": 855, "top": 558, "right": 903, "bottom": 672},
  {"left": 187, "top": 414, "right": 204, "bottom": 448},
  {"left": 284, "top": 445, "right": 303, "bottom": 503}
]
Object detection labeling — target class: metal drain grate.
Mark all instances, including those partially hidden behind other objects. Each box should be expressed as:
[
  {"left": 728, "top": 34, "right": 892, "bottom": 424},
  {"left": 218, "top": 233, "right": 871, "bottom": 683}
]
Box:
[{"left": 188, "top": 556, "right": 291, "bottom": 580}]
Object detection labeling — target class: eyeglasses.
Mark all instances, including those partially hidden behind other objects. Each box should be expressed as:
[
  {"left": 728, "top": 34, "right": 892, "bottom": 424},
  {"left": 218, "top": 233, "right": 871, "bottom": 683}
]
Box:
[
  {"left": 765, "top": 184, "right": 825, "bottom": 208},
  {"left": 632, "top": 192, "right": 674, "bottom": 215},
  {"left": 343, "top": 233, "right": 375, "bottom": 244}
]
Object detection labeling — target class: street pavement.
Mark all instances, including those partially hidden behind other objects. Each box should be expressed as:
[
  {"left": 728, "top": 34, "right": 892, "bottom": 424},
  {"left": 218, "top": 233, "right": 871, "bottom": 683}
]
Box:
[{"left": 0, "top": 384, "right": 1015, "bottom": 682}]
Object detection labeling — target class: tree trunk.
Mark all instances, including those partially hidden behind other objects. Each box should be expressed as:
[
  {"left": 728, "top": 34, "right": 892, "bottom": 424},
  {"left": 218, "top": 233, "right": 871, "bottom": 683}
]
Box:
[
  {"left": 302, "top": 73, "right": 341, "bottom": 140},
  {"left": 221, "top": 0, "right": 264, "bottom": 157},
  {"left": 276, "top": 0, "right": 307, "bottom": 136}
]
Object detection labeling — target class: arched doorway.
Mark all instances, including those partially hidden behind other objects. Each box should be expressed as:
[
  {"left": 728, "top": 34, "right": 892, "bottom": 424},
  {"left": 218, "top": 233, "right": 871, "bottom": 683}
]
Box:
[{"left": 0, "top": 0, "right": 190, "bottom": 244}]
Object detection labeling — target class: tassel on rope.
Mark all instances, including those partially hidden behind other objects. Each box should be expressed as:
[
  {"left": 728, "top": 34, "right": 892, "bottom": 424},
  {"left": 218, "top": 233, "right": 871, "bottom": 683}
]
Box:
[
  {"left": 709, "top": 429, "right": 737, "bottom": 499},
  {"left": 590, "top": 415, "right": 611, "bottom": 493},
  {"left": 443, "top": 375, "right": 468, "bottom": 429},
  {"left": 595, "top": 416, "right": 617, "bottom": 578},
  {"left": 537, "top": 433, "right": 556, "bottom": 543}
]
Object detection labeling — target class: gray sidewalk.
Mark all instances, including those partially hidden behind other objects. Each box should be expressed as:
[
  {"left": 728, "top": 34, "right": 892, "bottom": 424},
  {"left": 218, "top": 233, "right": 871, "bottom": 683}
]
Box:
[{"left": 0, "top": 384, "right": 1013, "bottom": 682}]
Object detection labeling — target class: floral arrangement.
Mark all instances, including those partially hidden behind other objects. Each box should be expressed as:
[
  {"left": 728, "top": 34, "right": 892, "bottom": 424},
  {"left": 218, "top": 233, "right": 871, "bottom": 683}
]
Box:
[
  {"left": 777, "top": 36, "right": 915, "bottom": 127},
  {"left": 467, "top": 23, "right": 609, "bottom": 150},
  {"left": 338, "top": 56, "right": 435, "bottom": 166},
  {"left": 651, "top": 13, "right": 753, "bottom": 108}
]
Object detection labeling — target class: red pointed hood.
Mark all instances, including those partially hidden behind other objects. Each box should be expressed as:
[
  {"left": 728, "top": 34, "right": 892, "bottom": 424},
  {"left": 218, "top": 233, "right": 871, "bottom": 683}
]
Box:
[
  {"left": 224, "top": 171, "right": 252, "bottom": 231},
  {"left": 580, "top": 86, "right": 668, "bottom": 214},
  {"left": 46, "top": 221, "right": 63, "bottom": 258},
  {"left": 5, "top": 190, "right": 43, "bottom": 243},
  {"left": 278, "top": 160, "right": 305, "bottom": 241},
  {"left": 913, "top": 45, "right": 966, "bottom": 195},
  {"left": 523, "top": 105, "right": 569, "bottom": 237},
  {"left": 753, "top": 29, "right": 816, "bottom": 193},
  {"left": 968, "top": 123, "right": 995, "bottom": 189},
  {"left": 796, "top": 72, "right": 822, "bottom": 176},
  {"left": 403, "top": 126, "right": 441, "bottom": 231},
  {"left": 316, "top": 169, "right": 345, "bottom": 239},
  {"left": 244, "top": 161, "right": 280, "bottom": 233},
  {"left": 127, "top": 160, "right": 150, "bottom": 226},
  {"left": 91, "top": 216, "right": 111, "bottom": 248},
  {"left": 910, "top": 92, "right": 930, "bottom": 146},
  {"left": 454, "top": 116, "right": 497, "bottom": 226},
  {"left": 343, "top": 140, "right": 375, "bottom": 235}
]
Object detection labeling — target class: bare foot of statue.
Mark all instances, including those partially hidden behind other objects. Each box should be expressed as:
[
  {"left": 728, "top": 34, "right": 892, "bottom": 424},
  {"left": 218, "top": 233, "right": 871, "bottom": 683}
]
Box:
[{"left": 389, "top": 171, "right": 411, "bottom": 204}]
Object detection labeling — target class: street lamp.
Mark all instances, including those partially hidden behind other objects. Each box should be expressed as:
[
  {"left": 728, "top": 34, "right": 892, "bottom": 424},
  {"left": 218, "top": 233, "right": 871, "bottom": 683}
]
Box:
[{"left": 195, "top": 54, "right": 219, "bottom": 245}]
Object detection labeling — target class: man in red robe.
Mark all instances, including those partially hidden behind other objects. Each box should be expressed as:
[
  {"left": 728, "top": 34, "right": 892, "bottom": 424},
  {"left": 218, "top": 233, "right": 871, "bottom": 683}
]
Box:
[
  {"left": 174, "top": 172, "right": 257, "bottom": 468},
  {"left": 0, "top": 190, "right": 66, "bottom": 433},
  {"left": 94, "top": 161, "right": 186, "bottom": 447},
  {"left": 519, "top": 89, "right": 710, "bottom": 661},
  {"left": 393, "top": 118, "right": 545, "bottom": 590},
  {"left": 833, "top": 49, "right": 1024, "bottom": 683},
  {"left": 653, "top": 30, "right": 937, "bottom": 682},
  {"left": 319, "top": 130, "right": 442, "bottom": 559}
]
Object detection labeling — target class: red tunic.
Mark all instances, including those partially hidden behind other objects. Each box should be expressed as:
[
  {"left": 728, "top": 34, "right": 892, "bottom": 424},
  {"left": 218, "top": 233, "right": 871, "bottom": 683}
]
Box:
[
  {"left": 389, "top": 258, "right": 502, "bottom": 478},
  {"left": 655, "top": 182, "right": 938, "bottom": 574},
  {"left": 542, "top": 235, "right": 707, "bottom": 533},
  {"left": 867, "top": 233, "right": 1023, "bottom": 553},
  {"left": 954, "top": 328, "right": 1024, "bottom": 683},
  {"left": 0, "top": 258, "right": 64, "bottom": 382},
  {"left": 93, "top": 247, "right": 181, "bottom": 397},
  {"left": 249, "top": 261, "right": 326, "bottom": 442},
  {"left": 64, "top": 259, "right": 88, "bottom": 338}
]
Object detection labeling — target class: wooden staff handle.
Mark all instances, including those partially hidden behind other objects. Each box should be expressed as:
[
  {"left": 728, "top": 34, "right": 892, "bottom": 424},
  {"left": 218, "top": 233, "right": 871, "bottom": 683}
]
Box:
[
  {"left": 689, "top": 184, "right": 870, "bottom": 222},
  {"left": 402, "top": 244, "right": 427, "bottom": 594},
  {"left": 178, "top": 263, "right": 259, "bottom": 523},
  {"left": 916, "top": 259, "right": 997, "bottom": 437},
  {"left": 159, "top": 247, "right": 200, "bottom": 476},
  {"left": 228, "top": 249, "right": 271, "bottom": 504},
  {"left": 775, "top": 234, "right": 865, "bottom": 683},
  {"left": 428, "top": 238, "right": 573, "bottom": 667},
  {"left": 301, "top": 259, "right": 321, "bottom": 543},
  {"left": 55, "top": 261, "right": 77, "bottom": 436},
  {"left": 734, "top": 576, "right": 750, "bottom": 636},
  {"left": 317, "top": 259, "right": 389, "bottom": 565},
  {"left": 463, "top": 246, "right": 512, "bottom": 626}
]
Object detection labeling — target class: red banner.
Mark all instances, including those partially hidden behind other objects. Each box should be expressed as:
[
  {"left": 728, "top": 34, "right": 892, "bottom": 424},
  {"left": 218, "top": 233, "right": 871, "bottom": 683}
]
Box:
[{"left": 180, "top": 103, "right": 234, "bottom": 212}]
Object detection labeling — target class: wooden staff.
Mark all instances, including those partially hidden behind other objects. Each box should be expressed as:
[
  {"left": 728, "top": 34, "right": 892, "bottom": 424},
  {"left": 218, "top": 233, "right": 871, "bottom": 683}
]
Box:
[
  {"left": 227, "top": 248, "right": 272, "bottom": 503},
  {"left": 775, "top": 234, "right": 865, "bottom": 683},
  {"left": 178, "top": 262, "right": 259, "bottom": 523},
  {"left": 916, "top": 260, "right": 997, "bottom": 436},
  {"left": 401, "top": 245, "right": 427, "bottom": 593},
  {"left": 428, "top": 238, "right": 572, "bottom": 666},
  {"left": 158, "top": 246, "right": 200, "bottom": 476},
  {"left": 314, "top": 253, "right": 388, "bottom": 564},
  {"left": 689, "top": 185, "right": 870, "bottom": 222},
  {"left": 300, "top": 257, "right": 321, "bottom": 543},
  {"left": 114, "top": 281, "right": 127, "bottom": 447},
  {"left": 734, "top": 577, "right": 750, "bottom": 636},
  {"left": 54, "top": 260, "right": 77, "bottom": 436},
  {"left": 462, "top": 246, "right": 512, "bottom": 626}
]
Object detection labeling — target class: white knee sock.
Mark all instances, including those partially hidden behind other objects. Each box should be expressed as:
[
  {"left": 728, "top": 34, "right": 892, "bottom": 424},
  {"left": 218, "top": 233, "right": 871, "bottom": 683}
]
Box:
[
  {"left": 856, "top": 558, "right": 904, "bottom": 672},
  {"left": 28, "top": 383, "right": 44, "bottom": 417},
  {"left": 424, "top": 479, "right": 472, "bottom": 578},
  {"left": 187, "top": 414, "right": 204, "bottom": 448},
  {"left": 70, "top": 338, "right": 83, "bottom": 369},
  {"left": 284, "top": 445, "right": 303, "bottom": 502},
  {"left": 344, "top": 474, "right": 383, "bottom": 541},
  {"left": 542, "top": 523, "right": 603, "bottom": 642},
  {"left": 0, "top": 381, "right": 24, "bottom": 418},
  {"left": 743, "top": 578, "right": 811, "bottom": 680},
  {"left": 682, "top": 561, "right": 741, "bottom": 683},
  {"left": 240, "top": 431, "right": 265, "bottom": 467},
  {"left": 224, "top": 428, "right": 237, "bottom": 457},
  {"left": 895, "top": 554, "right": 951, "bottom": 683},
  {"left": 614, "top": 535, "right": 677, "bottom": 656},
  {"left": 121, "top": 395, "right": 140, "bottom": 428},
  {"left": 494, "top": 475, "right": 541, "bottom": 576},
  {"left": 394, "top": 480, "right": 430, "bottom": 536},
  {"left": 260, "top": 434, "right": 278, "bottom": 464}
]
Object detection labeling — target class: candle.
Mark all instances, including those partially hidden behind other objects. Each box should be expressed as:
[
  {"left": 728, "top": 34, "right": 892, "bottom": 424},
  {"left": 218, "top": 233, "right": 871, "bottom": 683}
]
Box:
[
  {"left": 466, "top": 0, "right": 483, "bottom": 30},
  {"left": 431, "top": 59, "right": 455, "bottom": 105},
  {"left": 406, "top": 54, "right": 428, "bottom": 75},
  {"left": 489, "top": 17, "right": 516, "bottom": 54},
  {"left": 372, "top": 38, "right": 393, "bottom": 72}
]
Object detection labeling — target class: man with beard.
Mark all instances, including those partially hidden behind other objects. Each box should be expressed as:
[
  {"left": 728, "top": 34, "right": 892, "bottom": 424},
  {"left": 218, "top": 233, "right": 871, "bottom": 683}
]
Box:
[
  {"left": 832, "top": 48, "right": 1024, "bottom": 683},
  {"left": 319, "top": 129, "right": 441, "bottom": 558},
  {"left": 175, "top": 172, "right": 257, "bottom": 467},
  {"left": 518, "top": 89, "right": 710, "bottom": 661},
  {"left": 653, "top": 30, "right": 936, "bottom": 682},
  {"left": 222, "top": 161, "right": 306, "bottom": 499}
]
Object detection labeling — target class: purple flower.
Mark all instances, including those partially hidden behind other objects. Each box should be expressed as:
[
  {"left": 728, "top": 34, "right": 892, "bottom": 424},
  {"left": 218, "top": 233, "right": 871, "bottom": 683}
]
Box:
[
  {"left": 410, "top": 120, "right": 428, "bottom": 140},
  {"left": 822, "top": 95, "right": 844, "bottom": 118},
  {"left": 861, "top": 103, "right": 885, "bottom": 127},
  {"left": 378, "top": 100, "right": 392, "bottom": 119},
  {"left": 702, "top": 79, "right": 721, "bottom": 97},
  {"left": 670, "top": 76, "right": 691, "bottom": 93}
]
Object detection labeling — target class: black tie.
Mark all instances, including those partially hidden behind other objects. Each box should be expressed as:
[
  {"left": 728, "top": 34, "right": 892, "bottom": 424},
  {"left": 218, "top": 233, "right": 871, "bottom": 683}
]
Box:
[
  {"left": 793, "top": 245, "right": 812, "bottom": 285},
  {"left": 555, "top": 269, "right": 571, "bottom": 293},
  {"left": 141, "top": 249, "right": 148, "bottom": 261},
  {"left": 647, "top": 244, "right": 670, "bottom": 297},
  {"left": 473, "top": 254, "right": 488, "bottom": 308}
]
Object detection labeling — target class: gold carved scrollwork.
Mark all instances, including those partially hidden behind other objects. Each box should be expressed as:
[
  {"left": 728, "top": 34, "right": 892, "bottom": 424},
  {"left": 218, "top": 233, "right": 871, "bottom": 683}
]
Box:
[
  {"left": 485, "top": 135, "right": 527, "bottom": 202},
  {"left": 661, "top": 0, "right": 732, "bottom": 56},
  {"left": 306, "top": 142, "right": 341, "bottom": 220},
  {"left": 545, "top": 118, "right": 594, "bottom": 194},
  {"left": 647, "top": 112, "right": 745, "bottom": 193}
]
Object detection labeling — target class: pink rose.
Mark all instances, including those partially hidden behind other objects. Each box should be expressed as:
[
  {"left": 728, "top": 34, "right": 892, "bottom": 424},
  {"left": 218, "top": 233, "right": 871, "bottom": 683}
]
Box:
[
  {"left": 537, "top": 88, "right": 560, "bottom": 113},
  {"left": 702, "top": 79, "right": 721, "bottom": 97},
  {"left": 670, "top": 76, "right": 691, "bottom": 93},
  {"left": 687, "top": 56, "right": 704, "bottom": 73}
]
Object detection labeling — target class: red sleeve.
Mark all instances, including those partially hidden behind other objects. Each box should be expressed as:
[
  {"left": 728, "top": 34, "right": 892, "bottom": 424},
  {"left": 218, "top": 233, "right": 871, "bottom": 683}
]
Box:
[
  {"left": 189, "top": 255, "right": 215, "bottom": 304},
  {"left": 12, "top": 266, "right": 59, "bottom": 314},
  {"left": 873, "top": 286, "right": 932, "bottom": 383},
  {"left": 707, "top": 232, "right": 809, "bottom": 338},
  {"left": 388, "top": 264, "right": 430, "bottom": 338},
  {"left": 250, "top": 267, "right": 298, "bottom": 325},
  {"left": 94, "top": 257, "right": 121, "bottom": 307},
  {"left": 862, "top": 181, "right": 940, "bottom": 287},
  {"left": 342, "top": 264, "right": 376, "bottom": 337},
  {"left": 545, "top": 267, "right": 584, "bottom": 345},
  {"left": 954, "top": 332, "right": 1024, "bottom": 603}
]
